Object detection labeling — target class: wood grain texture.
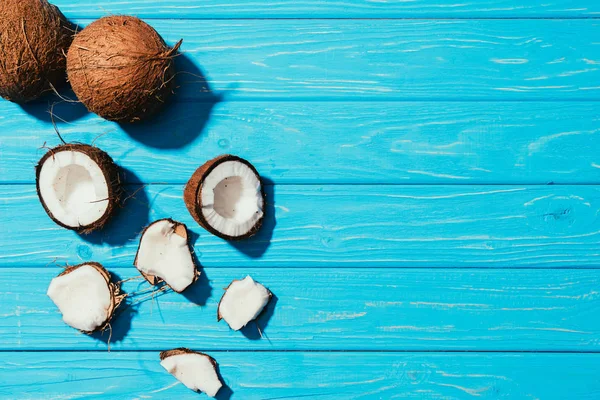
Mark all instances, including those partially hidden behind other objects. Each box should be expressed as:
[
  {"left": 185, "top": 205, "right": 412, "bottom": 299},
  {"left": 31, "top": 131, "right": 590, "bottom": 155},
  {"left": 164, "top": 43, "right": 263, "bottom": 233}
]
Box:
[
  {"left": 51, "top": 0, "right": 600, "bottom": 18},
  {"left": 2, "top": 267, "right": 600, "bottom": 351},
  {"left": 1, "top": 184, "right": 599, "bottom": 268},
  {"left": 42, "top": 19, "right": 600, "bottom": 101},
  {"left": 1, "top": 351, "right": 600, "bottom": 399},
  {"left": 4, "top": 101, "right": 600, "bottom": 184}
]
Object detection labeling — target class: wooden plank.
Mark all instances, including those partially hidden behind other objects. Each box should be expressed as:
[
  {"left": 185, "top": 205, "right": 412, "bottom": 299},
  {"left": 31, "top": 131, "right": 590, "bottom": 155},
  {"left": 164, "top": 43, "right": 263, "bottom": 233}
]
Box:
[
  {"left": 4, "top": 101, "right": 600, "bottom": 185},
  {"left": 1, "top": 351, "right": 599, "bottom": 399},
  {"left": 2, "top": 267, "right": 600, "bottom": 351},
  {"left": 1, "top": 184, "right": 599, "bottom": 268},
  {"left": 35, "top": 19, "right": 600, "bottom": 101},
  {"left": 50, "top": 0, "right": 600, "bottom": 19}
]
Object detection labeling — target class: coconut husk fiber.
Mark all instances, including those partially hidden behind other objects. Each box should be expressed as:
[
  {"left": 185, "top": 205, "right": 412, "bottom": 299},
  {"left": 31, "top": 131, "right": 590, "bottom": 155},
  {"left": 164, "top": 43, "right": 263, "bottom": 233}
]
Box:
[
  {"left": 0, "top": 0, "right": 73, "bottom": 103},
  {"left": 67, "top": 16, "right": 182, "bottom": 123}
]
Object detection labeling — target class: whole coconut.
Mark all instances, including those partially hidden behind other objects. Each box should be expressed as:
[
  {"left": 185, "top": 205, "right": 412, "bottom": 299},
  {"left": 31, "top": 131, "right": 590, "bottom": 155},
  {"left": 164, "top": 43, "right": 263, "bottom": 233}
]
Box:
[
  {"left": 0, "top": 0, "right": 73, "bottom": 103},
  {"left": 67, "top": 16, "right": 182, "bottom": 123}
]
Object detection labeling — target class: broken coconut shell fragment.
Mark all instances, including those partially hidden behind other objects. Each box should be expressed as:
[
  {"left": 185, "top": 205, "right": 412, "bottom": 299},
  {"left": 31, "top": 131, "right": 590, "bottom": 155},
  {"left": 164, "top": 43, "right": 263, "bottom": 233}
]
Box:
[
  {"left": 47, "top": 262, "right": 124, "bottom": 333},
  {"left": 134, "top": 219, "right": 198, "bottom": 293},
  {"left": 35, "top": 144, "right": 122, "bottom": 234},
  {"left": 184, "top": 155, "right": 265, "bottom": 240},
  {"left": 67, "top": 16, "right": 182, "bottom": 123},
  {"left": 0, "top": 0, "right": 73, "bottom": 103},
  {"left": 218, "top": 276, "right": 272, "bottom": 331},
  {"left": 160, "top": 348, "right": 223, "bottom": 397}
]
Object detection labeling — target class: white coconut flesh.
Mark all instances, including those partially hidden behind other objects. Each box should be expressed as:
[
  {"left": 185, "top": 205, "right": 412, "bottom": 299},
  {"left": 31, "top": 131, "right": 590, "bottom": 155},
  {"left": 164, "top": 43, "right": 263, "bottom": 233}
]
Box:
[
  {"left": 201, "top": 161, "right": 263, "bottom": 238},
  {"left": 38, "top": 150, "right": 109, "bottom": 228},
  {"left": 136, "top": 219, "right": 196, "bottom": 292},
  {"left": 161, "top": 353, "right": 223, "bottom": 397},
  {"left": 219, "top": 276, "right": 271, "bottom": 331},
  {"left": 47, "top": 265, "right": 112, "bottom": 332}
]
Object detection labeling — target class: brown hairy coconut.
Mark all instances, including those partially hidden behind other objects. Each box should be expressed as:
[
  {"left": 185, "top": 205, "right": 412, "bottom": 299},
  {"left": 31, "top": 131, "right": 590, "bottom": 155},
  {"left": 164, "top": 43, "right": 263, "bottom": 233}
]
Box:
[
  {"left": 184, "top": 155, "right": 266, "bottom": 241},
  {"left": 66, "top": 16, "right": 182, "bottom": 123},
  {"left": 47, "top": 262, "right": 125, "bottom": 334},
  {"left": 35, "top": 144, "right": 122, "bottom": 234},
  {"left": 0, "top": 0, "right": 73, "bottom": 103}
]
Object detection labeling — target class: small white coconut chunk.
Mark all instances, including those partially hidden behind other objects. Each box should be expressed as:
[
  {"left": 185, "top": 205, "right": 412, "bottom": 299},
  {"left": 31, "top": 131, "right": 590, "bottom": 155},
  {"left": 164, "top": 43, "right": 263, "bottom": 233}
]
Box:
[
  {"left": 161, "top": 353, "right": 223, "bottom": 397},
  {"left": 201, "top": 161, "right": 263, "bottom": 238},
  {"left": 136, "top": 219, "right": 196, "bottom": 292},
  {"left": 47, "top": 265, "right": 112, "bottom": 332},
  {"left": 38, "top": 150, "right": 109, "bottom": 228},
  {"left": 219, "top": 276, "right": 271, "bottom": 331}
]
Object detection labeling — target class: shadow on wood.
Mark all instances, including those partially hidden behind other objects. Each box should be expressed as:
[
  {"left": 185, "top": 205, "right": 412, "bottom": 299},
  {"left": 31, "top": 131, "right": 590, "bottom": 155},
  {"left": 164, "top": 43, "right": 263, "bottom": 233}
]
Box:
[
  {"left": 230, "top": 179, "right": 276, "bottom": 259},
  {"left": 91, "top": 271, "right": 137, "bottom": 346},
  {"left": 240, "top": 292, "right": 278, "bottom": 341},
  {"left": 120, "top": 52, "right": 221, "bottom": 149},
  {"left": 215, "top": 361, "right": 234, "bottom": 400},
  {"left": 17, "top": 87, "right": 90, "bottom": 123},
  {"left": 78, "top": 168, "right": 150, "bottom": 246},
  {"left": 183, "top": 230, "right": 213, "bottom": 307}
]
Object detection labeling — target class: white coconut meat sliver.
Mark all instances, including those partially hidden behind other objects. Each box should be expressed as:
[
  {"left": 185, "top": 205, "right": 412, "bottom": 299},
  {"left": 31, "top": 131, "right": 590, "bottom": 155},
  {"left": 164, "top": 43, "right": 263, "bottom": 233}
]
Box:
[
  {"left": 38, "top": 150, "right": 110, "bottom": 228},
  {"left": 160, "top": 352, "right": 223, "bottom": 397},
  {"left": 135, "top": 219, "right": 196, "bottom": 292},
  {"left": 47, "top": 265, "right": 112, "bottom": 332},
  {"left": 219, "top": 276, "right": 271, "bottom": 331},
  {"left": 201, "top": 161, "right": 263, "bottom": 238}
]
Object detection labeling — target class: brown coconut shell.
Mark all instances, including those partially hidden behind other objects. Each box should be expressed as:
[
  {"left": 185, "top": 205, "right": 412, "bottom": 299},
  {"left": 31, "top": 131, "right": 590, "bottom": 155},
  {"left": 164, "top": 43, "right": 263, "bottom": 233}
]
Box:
[
  {"left": 133, "top": 218, "right": 199, "bottom": 293},
  {"left": 57, "top": 262, "right": 125, "bottom": 334},
  {"left": 184, "top": 155, "right": 266, "bottom": 241},
  {"left": 66, "top": 16, "right": 182, "bottom": 123},
  {"left": 35, "top": 144, "right": 123, "bottom": 234},
  {"left": 0, "top": 0, "right": 73, "bottom": 103},
  {"left": 217, "top": 278, "right": 272, "bottom": 322},
  {"left": 159, "top": 347, "right": 218, "bottom": 368}
]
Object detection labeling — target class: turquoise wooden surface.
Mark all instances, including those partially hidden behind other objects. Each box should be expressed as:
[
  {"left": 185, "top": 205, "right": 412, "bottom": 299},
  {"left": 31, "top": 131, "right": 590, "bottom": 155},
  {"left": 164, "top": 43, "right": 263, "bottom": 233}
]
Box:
[{"left": 1, "top": 1, "right": 600, "bottom": 399}]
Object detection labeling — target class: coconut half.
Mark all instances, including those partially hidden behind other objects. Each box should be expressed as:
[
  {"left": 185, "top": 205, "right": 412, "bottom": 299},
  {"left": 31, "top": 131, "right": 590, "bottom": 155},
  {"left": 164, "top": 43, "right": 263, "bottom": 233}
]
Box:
[
  {"left": 35, "top": 144, "right": 122, "bottom": 234},
  {"left": 47, "top": 263, "right": 124, "bottom": 333},
  {"left": 184, "top": 155, "right": 265, "bottom": 240},
  {"left": 134, "top": 219, "right": 198, "bottom": 293},
  {"left": 160, "top": 348, "right": 223, "bottom": 397},
  {"left": 218, "top": 276, "right": 272, "bottom": 331}
]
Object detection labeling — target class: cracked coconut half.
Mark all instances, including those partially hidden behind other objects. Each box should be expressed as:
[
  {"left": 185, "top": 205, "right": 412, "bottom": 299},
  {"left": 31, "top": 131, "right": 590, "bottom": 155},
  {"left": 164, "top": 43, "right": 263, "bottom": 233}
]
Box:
[
  {"left": 184, "top": 155, "right": 265, "bottom": 240},
  {"left": 47, "top": 263, "right": 124, "bottom": 333},
  {"left": 218, "top": 276, "right": 272, "bottom": 331},
  {"left": 35, "top": 144, "right": 122, "bottom": 233},
  {"left": 134, "top": 219, "right": 198, "bottom": 293},
  {"left": 160, "top": 348, "right": 223, "bottom": 397}
]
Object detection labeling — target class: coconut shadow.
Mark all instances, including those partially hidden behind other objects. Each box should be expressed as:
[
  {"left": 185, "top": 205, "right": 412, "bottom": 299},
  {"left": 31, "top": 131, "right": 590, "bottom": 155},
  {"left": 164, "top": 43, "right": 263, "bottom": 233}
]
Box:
[
  {"left": 229, "top": 179, "right": 276, "bottom": 259},
  {"left": 240, "top": 292, "right": 278, "bottom": 341},
  {"left": 215, "top": 364, "right": 234, "bottom": 400},
  {"left": 182, "top": 229, "right": 213, "bottom": 307},
  {"left": 90, "top": 271, "right": 137, "bottom": 346},
  {"left": 120, "top": 52, "right": 222, "bottom": 149},
  {"left": 18, "top": 87, "right": 90, "bottom": 123},
  {"left": 78, "top": 167, "right": 150, "bottom": 246}
]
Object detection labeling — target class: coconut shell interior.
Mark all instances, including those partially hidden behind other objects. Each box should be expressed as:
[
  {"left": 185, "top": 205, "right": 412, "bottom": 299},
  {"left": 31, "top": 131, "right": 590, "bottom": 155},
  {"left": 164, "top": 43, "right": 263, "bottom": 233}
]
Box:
[
  {"left": 159, "top": 348, "right": 218, "bottom": 370},
  {"left": 184, "top": 154, "right": 266, "bottom": 241},
  {"left": 58, "top": 262, "right": 124, "bottom": 334},
  {"left": 133, "top": 218, "right": 199, "bottom": 292},
  {"left": 0, "top": 0, "right": 73, "bottom": 103},
  {"left": 35, "top": 144, "right": 122, "bottom": 234},
  {"left": 66, "top": 15, "right": 181, "bottom": 123},
  {"left": 216, "top": 278, "right": 273, "bottom": 321}
]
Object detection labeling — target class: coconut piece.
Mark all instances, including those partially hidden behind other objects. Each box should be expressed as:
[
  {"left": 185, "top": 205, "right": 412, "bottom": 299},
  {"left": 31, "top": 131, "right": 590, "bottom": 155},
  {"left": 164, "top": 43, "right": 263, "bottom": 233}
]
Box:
[
  {"left": 160, "top": 348, "right": 223, "bottom": 397},
  {"left": 35, "top": 144, "right": 122, "bottom": 233},
  {"left": 47, "top": 263, "right": 124, "bottom": 333},
  {"left": 134, "top": 219, "right": 198, "bottom": 293},
  {"left": 66, "top": 16, "right": 181, "bottom": 123},
  {"left": 184, "top": 155, "right": 265, "bottom": 240},
  {"left": 218, "top": 276, "right": 272, "bottom": 331},
  {"left": 0, "top": 0, "right": 73, "bottom": 103}
]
